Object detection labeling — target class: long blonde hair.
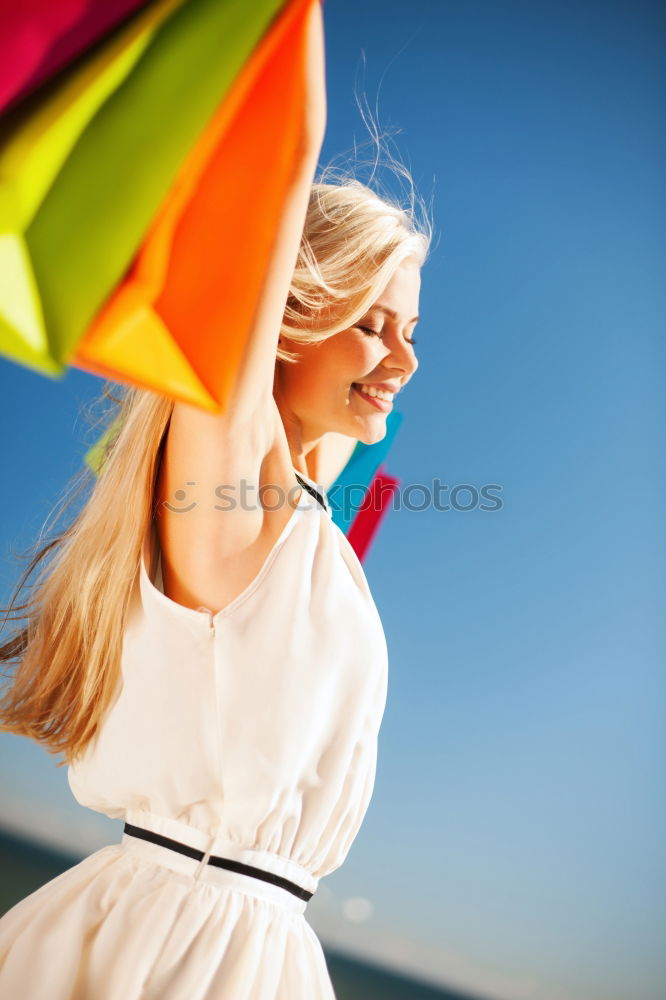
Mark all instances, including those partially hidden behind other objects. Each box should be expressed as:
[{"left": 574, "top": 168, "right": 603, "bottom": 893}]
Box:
[{"left": 0, "top": 150, "right": 432, "bottom": 766}]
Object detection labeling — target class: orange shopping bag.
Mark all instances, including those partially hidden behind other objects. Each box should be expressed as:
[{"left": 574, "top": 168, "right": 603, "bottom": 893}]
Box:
[{"left": 73, "top": 0, "right": 318, "bottom": 412}]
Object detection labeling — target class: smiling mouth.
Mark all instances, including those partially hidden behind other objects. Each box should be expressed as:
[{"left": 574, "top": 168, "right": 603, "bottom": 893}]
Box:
[{"left": 350, "top": 383, "right": 393, "bottom": 411}]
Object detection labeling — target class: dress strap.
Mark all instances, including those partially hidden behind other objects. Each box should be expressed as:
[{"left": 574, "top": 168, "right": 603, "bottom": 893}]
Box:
[{"left": 294, "top": 471, "right": 329, "bottom": 514}]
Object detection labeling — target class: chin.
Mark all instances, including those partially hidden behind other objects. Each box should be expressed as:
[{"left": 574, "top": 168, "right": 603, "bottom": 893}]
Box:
[
  {"left": 358, "top": 420, "right": 388, "bottom": 446},
  {"left": 323, "top": 411, "right": 388, "bottom": 446}
]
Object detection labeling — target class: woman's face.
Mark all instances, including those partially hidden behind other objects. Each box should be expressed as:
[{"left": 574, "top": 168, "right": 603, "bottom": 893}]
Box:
[{"left": 274, "top": 256, "right": 421, "bottom": 447}]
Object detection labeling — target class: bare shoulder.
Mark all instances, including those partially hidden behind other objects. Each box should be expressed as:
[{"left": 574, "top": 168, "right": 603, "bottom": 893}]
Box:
[{"left": 151, "top": 395, "right": 299, "bottom": 614}]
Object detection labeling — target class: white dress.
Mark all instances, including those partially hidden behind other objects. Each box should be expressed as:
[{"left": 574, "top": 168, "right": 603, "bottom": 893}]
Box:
[{"left": 0, "top": 468, "right": 389, "bottom": 999}]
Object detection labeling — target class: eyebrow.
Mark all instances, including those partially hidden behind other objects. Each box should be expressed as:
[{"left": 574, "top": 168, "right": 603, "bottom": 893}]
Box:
[{"left": 369, "top": 304, "right": 420, "bottom": 325}]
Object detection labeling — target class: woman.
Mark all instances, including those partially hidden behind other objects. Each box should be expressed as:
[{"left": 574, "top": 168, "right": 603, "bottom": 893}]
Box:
[{"left": 0, "top": 4, "right": 431, "bottom": 996}]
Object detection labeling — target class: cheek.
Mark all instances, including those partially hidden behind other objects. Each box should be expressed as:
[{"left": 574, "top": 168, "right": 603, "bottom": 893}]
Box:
[
  {"left": 336, "top": 335, "right": 376, "bottom": 377},
  {"left": 290, "top": 357, "right": 333, "bottom": 402},
  {"left": 285, "top": 333, "right": 376, "bottom": 399}
]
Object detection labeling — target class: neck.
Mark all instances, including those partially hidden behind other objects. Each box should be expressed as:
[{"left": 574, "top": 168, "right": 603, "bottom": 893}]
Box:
[{"left": 273, "top": 388, "right": 323, "bottom": 483}]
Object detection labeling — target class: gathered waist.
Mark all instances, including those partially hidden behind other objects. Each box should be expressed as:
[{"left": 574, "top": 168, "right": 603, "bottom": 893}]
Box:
[{"left": 120, "top": 809, "right": 318, "bottom": 915}]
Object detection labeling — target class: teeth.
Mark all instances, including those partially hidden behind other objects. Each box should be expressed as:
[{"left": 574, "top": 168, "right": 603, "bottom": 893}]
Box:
[{"left": 356, "top": 384, "right": 393, "bottom": 402}]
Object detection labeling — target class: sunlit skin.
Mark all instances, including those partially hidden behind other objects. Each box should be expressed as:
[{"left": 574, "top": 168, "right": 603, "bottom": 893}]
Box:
[{"left": 273, "top": 256, "right": 421, "bottom": 478}]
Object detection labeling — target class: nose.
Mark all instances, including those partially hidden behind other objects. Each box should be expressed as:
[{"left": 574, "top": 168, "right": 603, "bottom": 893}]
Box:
[{"left": 385, "top": 337, "right": 419, "bottom": 384}]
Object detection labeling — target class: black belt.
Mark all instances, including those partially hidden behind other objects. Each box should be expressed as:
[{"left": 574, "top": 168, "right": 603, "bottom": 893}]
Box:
[{"left": 123, "top": 822, "right": 314, "bottom": 901}]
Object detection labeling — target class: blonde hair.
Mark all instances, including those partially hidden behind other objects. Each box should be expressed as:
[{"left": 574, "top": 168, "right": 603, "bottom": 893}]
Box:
[
  {"left": 0, "top": 140, "right": 433, "bottom": 766},
  {"left": 278, "top": 167, "right": 431, "bottom": 365}
]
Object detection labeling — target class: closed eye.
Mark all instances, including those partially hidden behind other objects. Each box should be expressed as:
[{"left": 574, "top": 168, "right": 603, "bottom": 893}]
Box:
[{"left": 356, "top": 324, "right": 418, "bottom": 346}]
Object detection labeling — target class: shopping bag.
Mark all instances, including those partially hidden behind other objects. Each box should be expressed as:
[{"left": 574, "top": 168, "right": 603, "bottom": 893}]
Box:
[
  {"left": 346, "top": 469, "right": 401, "bottom": 563},
  {"left": 0, "top": 0, "right": 287, "bottom": 378},
  {"left": 0, "top": 0, "right": 150, "bottom": 114},
  {"left": 329, "top": 410, "right": 404, "bottom": 534},
  {"left": 72, "top": 0, "right": 318, "bottom": 411}
]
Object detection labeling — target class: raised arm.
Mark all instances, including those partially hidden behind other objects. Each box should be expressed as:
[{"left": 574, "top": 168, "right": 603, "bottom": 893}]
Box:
[
  {"left": 210, "top": 0, "right": 327, "bottom": 430},
  {"left": 151, "top": 0, "right": 328, "bottom": 611},
  {"left": 168, "top": 0, "right": 325, "bottom": 432}
]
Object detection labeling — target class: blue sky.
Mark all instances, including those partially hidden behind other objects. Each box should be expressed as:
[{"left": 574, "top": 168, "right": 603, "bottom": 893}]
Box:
[{"left": 1, "top": 1, "right": 664, "bottom": 998}]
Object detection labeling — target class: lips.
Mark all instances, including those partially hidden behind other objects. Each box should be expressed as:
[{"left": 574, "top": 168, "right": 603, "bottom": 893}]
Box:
[{"left": 351, "top": 383, "right": 392, "bottom": 411}]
